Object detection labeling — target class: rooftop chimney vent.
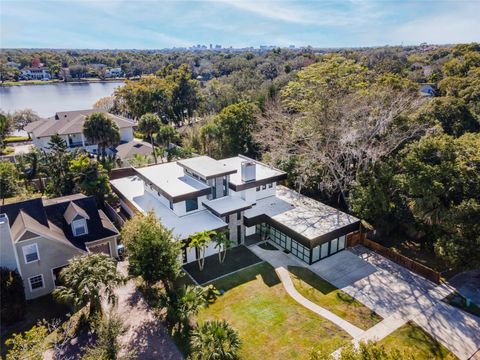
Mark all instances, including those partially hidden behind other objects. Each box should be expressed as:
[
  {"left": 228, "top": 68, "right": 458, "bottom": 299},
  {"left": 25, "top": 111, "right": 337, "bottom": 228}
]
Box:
[{"left": 241, "top": 161, "right": 256, "bottom": 182}]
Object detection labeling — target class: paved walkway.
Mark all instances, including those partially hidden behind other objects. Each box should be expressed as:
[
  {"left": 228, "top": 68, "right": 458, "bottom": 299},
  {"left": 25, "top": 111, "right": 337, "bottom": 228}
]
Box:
[
  {"left": 114, "top": 262, "right": 184, "bottom": 359},
  {"left": 250, "top": 244, "right": 364, "bottom": 338},
  {"left": 251, "top": 243, "right": 480, "bottom": 360}
]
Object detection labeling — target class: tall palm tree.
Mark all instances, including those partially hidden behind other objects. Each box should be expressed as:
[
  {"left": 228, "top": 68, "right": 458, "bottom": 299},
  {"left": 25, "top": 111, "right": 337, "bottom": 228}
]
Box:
[
  {"left": 138, "top": 113, "right": 161, "bottom": 164},
  {"left": 83, "top": 112, "right": 120, "bottom": 161},
  {"left": 189, "top": 230, "right": 216, "bottom": 271},
  {"left": 214, "top": 232, "right": 233, "bottom": 264},
  {"left": 53, "top": 254, "right": 125, "bottom": 318},
  {"left": 190, "top": 320, "right": 241, "bottom": 360}
]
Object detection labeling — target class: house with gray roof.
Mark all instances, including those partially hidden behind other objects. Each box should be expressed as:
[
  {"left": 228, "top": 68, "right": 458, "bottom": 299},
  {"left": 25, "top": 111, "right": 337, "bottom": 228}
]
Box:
[
  {"left": 111, "top": 155, "right": 360, "bottom": 265},
  {"left": 25, "top": 109, "right": 135, "bottom": 157},
  {"left": 0, "top": 194, "right": 119, "bottom": 299}
]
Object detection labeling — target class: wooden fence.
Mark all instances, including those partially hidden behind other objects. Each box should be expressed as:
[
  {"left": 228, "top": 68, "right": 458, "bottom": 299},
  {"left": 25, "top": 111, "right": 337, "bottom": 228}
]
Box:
[{"left": 361, "top": 237, "right": 441, "bottom": 284}]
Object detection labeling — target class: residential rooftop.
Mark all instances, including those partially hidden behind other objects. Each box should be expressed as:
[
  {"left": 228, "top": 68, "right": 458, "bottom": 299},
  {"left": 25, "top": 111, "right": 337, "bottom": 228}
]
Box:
[
  {"left": 177, "top": 155, "right": 237, "bottom": 180},
  {"left": 24, "top": 109, "right": 135, "bottom": 137},
  {"left": 244, "top": 185, "right": 360, "bottom": 247},
  {"left": 110, "top": 175, "right": 227, "bottom": 239},
  {"left": 220, "top": 155, "right": 287, "bottom": 189},
  {"left": 134, "top": 162, "right": 210, "bottom": 202}
]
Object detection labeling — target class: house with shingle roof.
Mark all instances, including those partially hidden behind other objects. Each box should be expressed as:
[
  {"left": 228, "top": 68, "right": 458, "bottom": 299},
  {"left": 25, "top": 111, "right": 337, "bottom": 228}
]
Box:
[
  {"left": 0, "top": 194, "right": 119, "bottom": 299},
  {"left": 25, "top": 109, "right": 135, "bottom": 157}
]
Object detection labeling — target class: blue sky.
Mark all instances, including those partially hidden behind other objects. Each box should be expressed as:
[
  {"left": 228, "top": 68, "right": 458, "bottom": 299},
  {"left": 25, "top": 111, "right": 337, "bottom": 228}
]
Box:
[{"left": 1, "top": 0, "right": 479, "bottom": 49}]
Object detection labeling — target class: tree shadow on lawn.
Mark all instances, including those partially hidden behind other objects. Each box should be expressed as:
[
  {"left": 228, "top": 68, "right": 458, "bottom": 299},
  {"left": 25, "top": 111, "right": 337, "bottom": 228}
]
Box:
[
  {"left": 288, "top": 266, "right": 337, "bottom": 295},
  {"left": 211, "top": 262, "right": 281, "bottom": 292}
]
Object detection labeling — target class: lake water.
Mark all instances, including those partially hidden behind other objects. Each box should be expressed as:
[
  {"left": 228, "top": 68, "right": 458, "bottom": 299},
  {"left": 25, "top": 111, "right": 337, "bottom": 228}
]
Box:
[{"left": 0, "top": 81, "right": 124, "bottom": 118}]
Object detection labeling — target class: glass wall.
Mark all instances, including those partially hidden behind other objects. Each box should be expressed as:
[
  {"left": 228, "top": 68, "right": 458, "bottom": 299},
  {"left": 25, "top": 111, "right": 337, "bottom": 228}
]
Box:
[
  {"left": 257, "top": 223, "right": 348, "bottom": 264},
  {"left": 256, "top": 223, "right": 310, "bottom": 263}
]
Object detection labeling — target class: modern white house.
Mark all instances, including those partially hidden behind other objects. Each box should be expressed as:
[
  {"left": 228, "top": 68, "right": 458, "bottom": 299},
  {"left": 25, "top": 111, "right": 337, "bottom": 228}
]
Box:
[
  {"left": 0, "top": 194, "right": 120, "bottom": 299},
  {"left": 111, "top": 155, "right": 360, "bottom": 265},
  {"left": 25, "top": 109, "right": 135, "bottom": 156}
]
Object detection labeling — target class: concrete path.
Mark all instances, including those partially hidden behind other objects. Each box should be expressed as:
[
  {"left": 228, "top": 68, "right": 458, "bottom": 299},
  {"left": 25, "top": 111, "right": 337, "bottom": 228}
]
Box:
[
  {"left": 314, "top": 246, "right": 480, "bottom": 360},
  {"left": 250, "top": 244, "right": 364, "bottom": 338},
  {"left": 252, "top": 243, "right": 480, "bottom": 359}
]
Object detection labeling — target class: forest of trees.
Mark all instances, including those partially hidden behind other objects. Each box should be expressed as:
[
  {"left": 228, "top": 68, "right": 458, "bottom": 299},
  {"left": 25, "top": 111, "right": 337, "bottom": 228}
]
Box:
[{"left": 2, "top": 43, "right": 479, "bottom": 270}]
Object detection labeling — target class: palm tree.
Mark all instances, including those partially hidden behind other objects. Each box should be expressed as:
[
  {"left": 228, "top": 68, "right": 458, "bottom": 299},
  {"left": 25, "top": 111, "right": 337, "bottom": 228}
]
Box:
[
  {"left": 214, "top": 232, "right": 233, "bottom": 264},
  {"left": 83, "top": 112, "right": 120, "bottom": 161},
  {"left": 53, "top": 254, "right": 125, "bottom": 318},
  {"left": 138, "top": 113, "right": 161, "bottom": 164},
  {"left": 190, "top": 320, "right": 241, "bottom": 360},
  {"left": 165, "top": 285, "right": 206, "bottom": 332},
  {"left": 189, "top": 230, "right": 216, "bottom": 271}
]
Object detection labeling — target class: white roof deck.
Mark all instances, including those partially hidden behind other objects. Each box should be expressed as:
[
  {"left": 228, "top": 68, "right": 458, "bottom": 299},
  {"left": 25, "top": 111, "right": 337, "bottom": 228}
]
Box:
[
  {"left": 111, "top": 176, "right": 227, "bottom": 240},
  {"left": 177, "top": 156, "right": 237, "bottom": 179},
  {"left": 244, "top": 185, "right": 359, "bottom": 240},
  {"left": 202, "top": 196, "right": 253, "bottom": 216},
  {"left": 135, "top": 162, "right": 209, "bottom": 199},
  {"left": 220, "top": 156, "right": 286, "bottom": 186}
]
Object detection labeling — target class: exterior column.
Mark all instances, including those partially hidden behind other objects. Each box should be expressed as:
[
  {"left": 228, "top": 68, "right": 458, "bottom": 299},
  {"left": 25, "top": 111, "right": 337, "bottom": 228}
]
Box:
[{"left": 81, "top": 134, "right": 85, "bottom": 147}]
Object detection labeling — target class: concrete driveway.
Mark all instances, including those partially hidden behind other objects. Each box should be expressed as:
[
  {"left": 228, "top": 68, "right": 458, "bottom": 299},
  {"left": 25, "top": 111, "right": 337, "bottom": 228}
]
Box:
[
  {"left": 310, "top": 246, "right": 437, "bottom": 318},
  {"left": 309, "top": 246, "right": 480, "bottom": 359}
]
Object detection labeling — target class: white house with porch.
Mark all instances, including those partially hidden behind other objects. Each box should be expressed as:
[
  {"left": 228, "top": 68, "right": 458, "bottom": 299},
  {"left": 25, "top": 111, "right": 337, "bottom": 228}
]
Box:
[
  {"left": 111, "top": 155, "right": 361, "bottom": 265},
  {"left": 25, "top": 109, "right": 135, "bottom": 156}
]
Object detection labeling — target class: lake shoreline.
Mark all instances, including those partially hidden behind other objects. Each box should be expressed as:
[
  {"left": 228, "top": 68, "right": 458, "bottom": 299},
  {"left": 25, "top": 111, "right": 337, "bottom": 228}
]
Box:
[{"left": 0, "top": 78, "right": 126, "bottom": 87}]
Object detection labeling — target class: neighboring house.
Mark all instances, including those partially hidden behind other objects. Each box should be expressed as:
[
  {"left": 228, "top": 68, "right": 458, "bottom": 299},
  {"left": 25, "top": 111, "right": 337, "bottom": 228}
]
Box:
[
  {"left": 419, "top": 84, "right": 437, "bottom": 97},
  {"left": 24, "top": 109, "right": 135, "bottom": 156},
  {"left": 0, "top": 194, "right": 119, "bottom": 300},
  {"left": 106, "top": 68, "right": 122, "bottom": 77},
  {"left": 114, "top": 139, "right": 153, "bottom": 163},
  {"left": 111, "top": 155, "right": 360, "bottom": 265},
  {"left": 21, "top": 67, "right": 51, "bottom": 80}
]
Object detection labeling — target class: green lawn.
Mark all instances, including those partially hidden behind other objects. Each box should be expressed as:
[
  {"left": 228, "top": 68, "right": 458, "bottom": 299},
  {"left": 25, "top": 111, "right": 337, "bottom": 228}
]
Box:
[
  {"left": 197, "top": 262, "right": 350, "bottom": 360},
  {"left": 379, "top": 322, "right": 456, "bottom": 359},
  {"left": 288, "top": 266, "right": 382, "bottom": 330}
]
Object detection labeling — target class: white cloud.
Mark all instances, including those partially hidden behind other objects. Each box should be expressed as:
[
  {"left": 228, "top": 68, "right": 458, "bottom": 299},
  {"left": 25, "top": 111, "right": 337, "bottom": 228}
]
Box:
[{"left": 390, "top": 3, "right": 480, "bottom": 45}]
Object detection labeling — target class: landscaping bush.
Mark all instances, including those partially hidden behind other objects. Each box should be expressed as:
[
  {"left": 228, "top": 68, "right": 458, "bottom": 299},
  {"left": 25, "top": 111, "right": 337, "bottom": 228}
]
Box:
[{"left": 1, "top": 267, "right": 26, "bottom": 325}]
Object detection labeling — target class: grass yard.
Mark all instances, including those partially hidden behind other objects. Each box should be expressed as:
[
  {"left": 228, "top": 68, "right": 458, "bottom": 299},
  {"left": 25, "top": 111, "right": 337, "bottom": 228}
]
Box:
[
  {"left": 197, "top": 262, "right": 350, "bottom": 360},
  {"left": 288, "top": 266, "right": 382, "bottom": 330},
  {"left": 379, "top": 322, "right": 456, "bottom": 359}
]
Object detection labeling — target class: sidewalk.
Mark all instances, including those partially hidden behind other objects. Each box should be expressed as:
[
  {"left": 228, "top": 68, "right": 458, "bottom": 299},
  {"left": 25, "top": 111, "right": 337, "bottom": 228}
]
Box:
[{"left": 250, "top": 244, "right": 364, "bottom": 338}]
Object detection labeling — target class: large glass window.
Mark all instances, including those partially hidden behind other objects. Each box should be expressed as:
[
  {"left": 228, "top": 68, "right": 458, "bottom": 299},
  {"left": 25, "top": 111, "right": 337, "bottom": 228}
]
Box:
[
  {"left": 312, "top": 246, "right": 320, "bottom": 262},
  {"left": 211, "top": 179, "right": 217, "bottom": 199},
  {"left": 321, "top": 242, "right": 329, "bottom": 258},
  {"left": 338, "top": 235, "right": 346, "bottom": 251},
  {"left": 223, "top": 176, "right": 228, "bottom": 196},
  {"left": 330, "top": 238, "right": 338, "bottom": 255},
  {"left": 185, "top": 198, "right": 198, "bottom": 212}
]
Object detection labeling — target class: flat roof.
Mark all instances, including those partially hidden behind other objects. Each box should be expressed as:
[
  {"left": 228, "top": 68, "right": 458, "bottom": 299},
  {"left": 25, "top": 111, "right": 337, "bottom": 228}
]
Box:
[
  {"left": 202, "top": 196, "right": 253, "bottom": 217},
  {"left": 177, "top": 156, "right": 237, "bottom": 179},
  {"left": 220, "top": 156, "right": 287, "bottom": 189},
  {"left": 134, "top": 162, "right": 210, "bottom": 201},
  {"left": 244, "top": 185, "right": 359, "bottom": 242},
  {"left": 110, "top": 176, "right": 227, "bottom": 239}
]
